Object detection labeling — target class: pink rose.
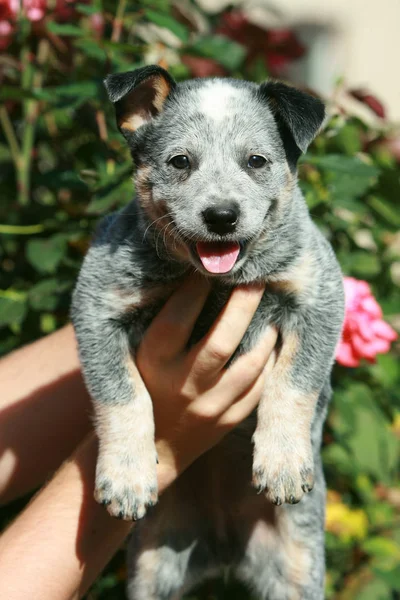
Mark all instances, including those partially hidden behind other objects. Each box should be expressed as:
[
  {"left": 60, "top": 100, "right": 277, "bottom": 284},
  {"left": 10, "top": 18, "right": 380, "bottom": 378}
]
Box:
[
  {"left": 0, "top": 0, "right": 18, "bottom": 49},
  {"left": 90, "top": 12, "right": 104, "bottom": 37},
  {"left": 0, "top": 19, "right": 14, "bottom": 49},
  {"left": 336, "top": 277, "right": 398, "bottom": 367},
  {"left": 23, "top": 0, "right": 46, "bottom": 21}
]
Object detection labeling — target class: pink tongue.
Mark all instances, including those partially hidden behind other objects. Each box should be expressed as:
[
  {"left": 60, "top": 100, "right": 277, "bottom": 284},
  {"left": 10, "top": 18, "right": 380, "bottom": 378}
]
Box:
[{"left": 196, "top": 241, "right": 240, "bottom": 274}]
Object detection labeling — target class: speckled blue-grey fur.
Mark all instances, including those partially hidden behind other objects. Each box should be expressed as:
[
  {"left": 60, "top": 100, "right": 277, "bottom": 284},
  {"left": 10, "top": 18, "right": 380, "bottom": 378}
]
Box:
[{"left": 71, "top": 66, "right": 344, "bottom": 599}]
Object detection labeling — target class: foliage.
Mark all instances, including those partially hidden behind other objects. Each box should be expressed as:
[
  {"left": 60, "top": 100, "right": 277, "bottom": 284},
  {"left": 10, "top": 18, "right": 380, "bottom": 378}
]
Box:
[{"left": 0, "top": 1, "right": 399, "bottom": 599}]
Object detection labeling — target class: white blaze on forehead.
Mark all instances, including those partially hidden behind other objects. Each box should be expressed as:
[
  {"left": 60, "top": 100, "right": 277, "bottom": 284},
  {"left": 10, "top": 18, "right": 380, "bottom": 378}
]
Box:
[{"left": 198, "top": 82, "right": 241, "bottom": 122}]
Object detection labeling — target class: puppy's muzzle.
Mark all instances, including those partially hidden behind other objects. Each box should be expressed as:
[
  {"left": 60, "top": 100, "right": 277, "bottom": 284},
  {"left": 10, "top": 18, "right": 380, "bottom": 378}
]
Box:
[{"left": 202, "top": 204, "right": 239, "bottom": 235}]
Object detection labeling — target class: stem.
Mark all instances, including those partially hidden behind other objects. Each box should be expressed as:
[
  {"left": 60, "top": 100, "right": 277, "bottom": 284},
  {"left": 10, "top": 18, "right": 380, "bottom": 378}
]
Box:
[
  {"left": 111, "top": 0, "right": 127, "bottom": 42},
  {"left": 0, "top": 224, "right": 45, "bottom": 235},
  {"left": 17, "top": 40, "right": 50, "bottom": 207},
  {"left": 0, "top": 105, "right": 21, "bottom": 169}
]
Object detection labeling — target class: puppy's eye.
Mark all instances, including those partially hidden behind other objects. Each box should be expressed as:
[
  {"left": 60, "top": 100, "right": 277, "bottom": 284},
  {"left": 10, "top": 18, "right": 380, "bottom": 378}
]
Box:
[
  {"left": 248, "top": 155, "right": 267, "bottom": 169},
  {"left": 170, "top": 155, "right": 190, "bottom": 169}
]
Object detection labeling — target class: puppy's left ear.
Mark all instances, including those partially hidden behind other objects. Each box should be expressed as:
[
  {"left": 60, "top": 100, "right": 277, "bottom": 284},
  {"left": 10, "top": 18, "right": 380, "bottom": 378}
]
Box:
[
  {"left": 104, "top": 65, "right": 176, "bottom": 136},
  {"left": 259, "top": 81, "right": 325, "bottom": 157}
]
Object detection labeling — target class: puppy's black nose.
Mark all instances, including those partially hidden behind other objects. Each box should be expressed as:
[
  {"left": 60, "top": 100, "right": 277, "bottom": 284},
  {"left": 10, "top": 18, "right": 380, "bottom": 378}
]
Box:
[{"left": 202, "top": 205, "right": 239, "bottom": 235}]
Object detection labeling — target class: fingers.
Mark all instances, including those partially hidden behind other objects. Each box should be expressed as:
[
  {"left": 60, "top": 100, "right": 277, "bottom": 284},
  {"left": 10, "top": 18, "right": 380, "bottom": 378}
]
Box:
[
  {"left": 212, "top": 325, "right": 278, "bottom": 412},
  {"left": 214, "top": 327, "right": 278, "bottom": 430},
  {"left": 217, "top": 371, "right": 265, "bottom": 429},
  {"left": 183, "top": 325, "right": 277, "bottom": 423},
  {"left": 187, "top": 284, "right": 265, "bottom": 375},
  {"left": 139, "top": 274, "right": 210, "bottom": 362}
]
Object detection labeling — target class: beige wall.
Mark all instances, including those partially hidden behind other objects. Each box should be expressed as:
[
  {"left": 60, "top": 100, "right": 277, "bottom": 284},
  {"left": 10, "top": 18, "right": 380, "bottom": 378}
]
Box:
[{"left": 198, "top": 0, "right": 400, "bottom": 121}]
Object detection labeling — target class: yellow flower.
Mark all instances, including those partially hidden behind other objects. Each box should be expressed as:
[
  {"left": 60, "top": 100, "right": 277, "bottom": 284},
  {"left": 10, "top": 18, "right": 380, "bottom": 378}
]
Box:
[{"left": 325, "top": 492, "right": 368, "bottom": 542}]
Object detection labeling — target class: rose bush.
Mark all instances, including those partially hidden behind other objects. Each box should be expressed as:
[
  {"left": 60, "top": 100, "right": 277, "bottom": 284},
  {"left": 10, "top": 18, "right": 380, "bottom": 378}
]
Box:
[{"left": 0, "top": 2, "right": 399, "bottom": 599}]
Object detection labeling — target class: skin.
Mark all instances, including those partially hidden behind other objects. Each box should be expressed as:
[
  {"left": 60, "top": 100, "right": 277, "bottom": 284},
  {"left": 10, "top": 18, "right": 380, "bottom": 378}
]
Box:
[{"left": 0, "top": 277, "right": 277, "bottom": 600}]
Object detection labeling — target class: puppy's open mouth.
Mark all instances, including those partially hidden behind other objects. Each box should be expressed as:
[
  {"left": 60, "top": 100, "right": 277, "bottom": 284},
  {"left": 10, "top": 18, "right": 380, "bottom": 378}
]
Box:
[{"left": 195, "top": 241, "right": 241, "bottom": 274}]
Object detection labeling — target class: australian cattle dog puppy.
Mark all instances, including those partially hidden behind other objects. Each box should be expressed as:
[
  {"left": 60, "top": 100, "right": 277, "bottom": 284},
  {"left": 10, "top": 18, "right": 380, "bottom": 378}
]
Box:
[{"left": 71, "top": 66, "right": 345, "bottom": 600}]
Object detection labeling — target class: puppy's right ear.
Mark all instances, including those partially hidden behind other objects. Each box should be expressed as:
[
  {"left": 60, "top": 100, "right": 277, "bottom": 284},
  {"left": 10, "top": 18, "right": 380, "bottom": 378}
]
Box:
[{"left": 104, "top": 65, "right": 176, "bottom": 136}]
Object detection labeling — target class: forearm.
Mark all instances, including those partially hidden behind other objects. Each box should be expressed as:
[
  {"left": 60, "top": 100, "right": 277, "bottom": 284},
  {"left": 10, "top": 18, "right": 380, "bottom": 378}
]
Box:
[
  {"left": 0, "top": 325, "right": 91, "bottom": 503},
  {"left": 0, "top": 432, "right": 176, "bottom": 600}
]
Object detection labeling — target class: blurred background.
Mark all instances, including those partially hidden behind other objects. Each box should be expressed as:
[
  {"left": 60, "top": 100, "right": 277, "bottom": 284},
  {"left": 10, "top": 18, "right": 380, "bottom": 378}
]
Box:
[{"left": 0, "top": 1, "right": 399, "bottom": 599}]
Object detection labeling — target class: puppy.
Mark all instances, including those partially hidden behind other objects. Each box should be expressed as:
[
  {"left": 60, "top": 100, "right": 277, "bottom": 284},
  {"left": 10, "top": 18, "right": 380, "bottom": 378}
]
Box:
[{"left": 71, "top": 66, "right": 345, "bottom": 600}]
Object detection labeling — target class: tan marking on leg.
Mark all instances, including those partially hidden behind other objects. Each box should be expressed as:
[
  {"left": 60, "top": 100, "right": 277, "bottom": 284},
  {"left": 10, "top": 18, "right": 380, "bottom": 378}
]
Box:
[
  {"left": 238, "top": 497, "right": 313, "bottom": 596},
  {"left": 94, "top": 360, "right": 158, "bottom": 520},
  {"left": 253, "top": 331, "right": 318, "bottom": 503},
  {"left": 111, "top": 281, "right": 179, "bottom": 317}
]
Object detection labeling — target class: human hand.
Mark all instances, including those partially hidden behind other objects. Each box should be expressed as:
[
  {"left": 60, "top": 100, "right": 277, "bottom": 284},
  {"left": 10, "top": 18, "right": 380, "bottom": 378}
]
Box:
[{"left": 136, "top": 275, "right": 278, "bottom": 487}]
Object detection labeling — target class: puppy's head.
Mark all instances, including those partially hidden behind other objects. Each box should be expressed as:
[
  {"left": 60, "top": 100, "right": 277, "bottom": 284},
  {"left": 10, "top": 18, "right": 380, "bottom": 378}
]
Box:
[{"left": 105, "top": 66, "right": 325, "bottom": 276}]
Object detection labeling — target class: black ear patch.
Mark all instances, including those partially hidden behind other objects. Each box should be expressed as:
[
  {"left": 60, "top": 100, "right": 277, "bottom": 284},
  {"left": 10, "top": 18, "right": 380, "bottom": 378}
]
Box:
[
  {"left": 104, "top": 65, "right": 176, "bottom": 134},
  {"left": 259, "top": 81, "right": 325, "bottom": 165}
]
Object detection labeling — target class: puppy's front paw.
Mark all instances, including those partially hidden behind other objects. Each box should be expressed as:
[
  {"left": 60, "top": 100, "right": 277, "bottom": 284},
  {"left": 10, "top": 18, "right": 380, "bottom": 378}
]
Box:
[
  {"left": 252, "top": 429, "right": 314, "bottom": 506},
  {"left": 95, "top": 446, "right": 158, "bottom": 521}
]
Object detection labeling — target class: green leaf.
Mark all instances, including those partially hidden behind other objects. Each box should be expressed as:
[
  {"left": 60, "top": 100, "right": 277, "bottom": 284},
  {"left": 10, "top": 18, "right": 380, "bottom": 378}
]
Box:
[
  {"left": 374, "top": 567, "right": 400, "bottom": 591},
  {"left": 26, "top": 236, "right": 68, "bottom": 274},
  {"left": 323, "top": 443, "right": 355, "bottom": 477},
  {"left": 86, "top": 180, "right": 132, "bottom": 214},
  {"left": 47, "top": 22, "right": 85, "bottom": 36},
  {"left": 144, "top": 9, "right": 189, "bottom": 42},
  {"left": 54, "top": 81, "right": 102, "bottom": 99},
  {"left": 305, "top": 155, "right": 380, "bottom": 206},
  {"left": 339, "top": 251, "right": 381, "bottom": 277},
  {"left": 188, "top": 35, "right": 246, "bottom": 71},
  {"left": 307, "top": 154, "right": 380, "bottom": 178},
  {"left": 76, "top": 3, "right": 100, "bottom": 15},
  {"left": 367, "top": 195, "right": 400, "bottom": 227},
  {"left": 337, "top": 384, "right": 399, "bottom": 483},
  {"left": 0, "top": 293, "right": 27, "bottom": 329},
  {"left": 0, "top": 86, "right": 37, "bottom": 101},
  {"left": 28, "top": 279, "right": 69, "bottom": 311},
  {"left": 370, "top": 354, "right": 400, "bottom": 389},
  {"left": 36, "top": 170, "right": 88, "bottom": 191},
  {"left": 0, "top": 143, "right": 11, "bottom": 162},
  {"left": 74, "top": 39, "right": 107, "bottom": 62},
  {"left": 0, "top": 224, "right": 45, "bottom": 235},
  {"left": 355, "top": 577, "right": 391, "bottom": 600},
  {"left": 100, "top": 41, "right": 144, "bottom": 53},
  {"left": 331, "top": 123, "right": 363, "bottom": 155},
  {"left": 40, "top": 313, "right": 58, "bottom": 334},
  {"left": 363, "top": 537, "right": 400, "bottom": 570}
]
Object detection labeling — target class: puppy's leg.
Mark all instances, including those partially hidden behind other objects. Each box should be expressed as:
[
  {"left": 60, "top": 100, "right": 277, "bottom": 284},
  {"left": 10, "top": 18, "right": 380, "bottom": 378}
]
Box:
[
  {"left": 93, "top": 355, "right": 158, "bottom": 520},
  {"left": 127, "top": 487, "right": 220, "bottom": 600},
  {"left": 236, "top": 459, "right": 326, "bottom": 600},
  {"left": 252, "top": 328, "right": 318, "bottom": 505},
  {"left": 73, "top": 305, "right": 158, "bottom": 520}
]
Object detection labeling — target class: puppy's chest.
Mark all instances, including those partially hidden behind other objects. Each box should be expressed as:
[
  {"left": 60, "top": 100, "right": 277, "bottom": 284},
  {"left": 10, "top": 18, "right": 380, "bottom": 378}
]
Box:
[{"left": 127, "top": 283, "right": 298, "bottom": 355}]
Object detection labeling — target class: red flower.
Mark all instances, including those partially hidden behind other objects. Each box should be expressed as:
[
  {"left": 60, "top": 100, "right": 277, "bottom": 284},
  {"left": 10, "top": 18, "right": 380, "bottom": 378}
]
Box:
[
  {"left": 217, "top": 10, "right": 305, "bottom": 76},
  {"left": 0, "top": 0, "right": 18, "bottom": 49},
  {"left": 181, "top": 55, "right": 226, "bottom": 78},
  {"left": 54, "top": 0, "right": 78, "bottom": 22},
  {"left": 0, "top": 0, "right": 18, "bottom": 20},
  {"left": 336, "top": 277, "right": 397, "bottom": 367},
  {"left": 350, "top": 89, "right": 386, "bottom": 119}
]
